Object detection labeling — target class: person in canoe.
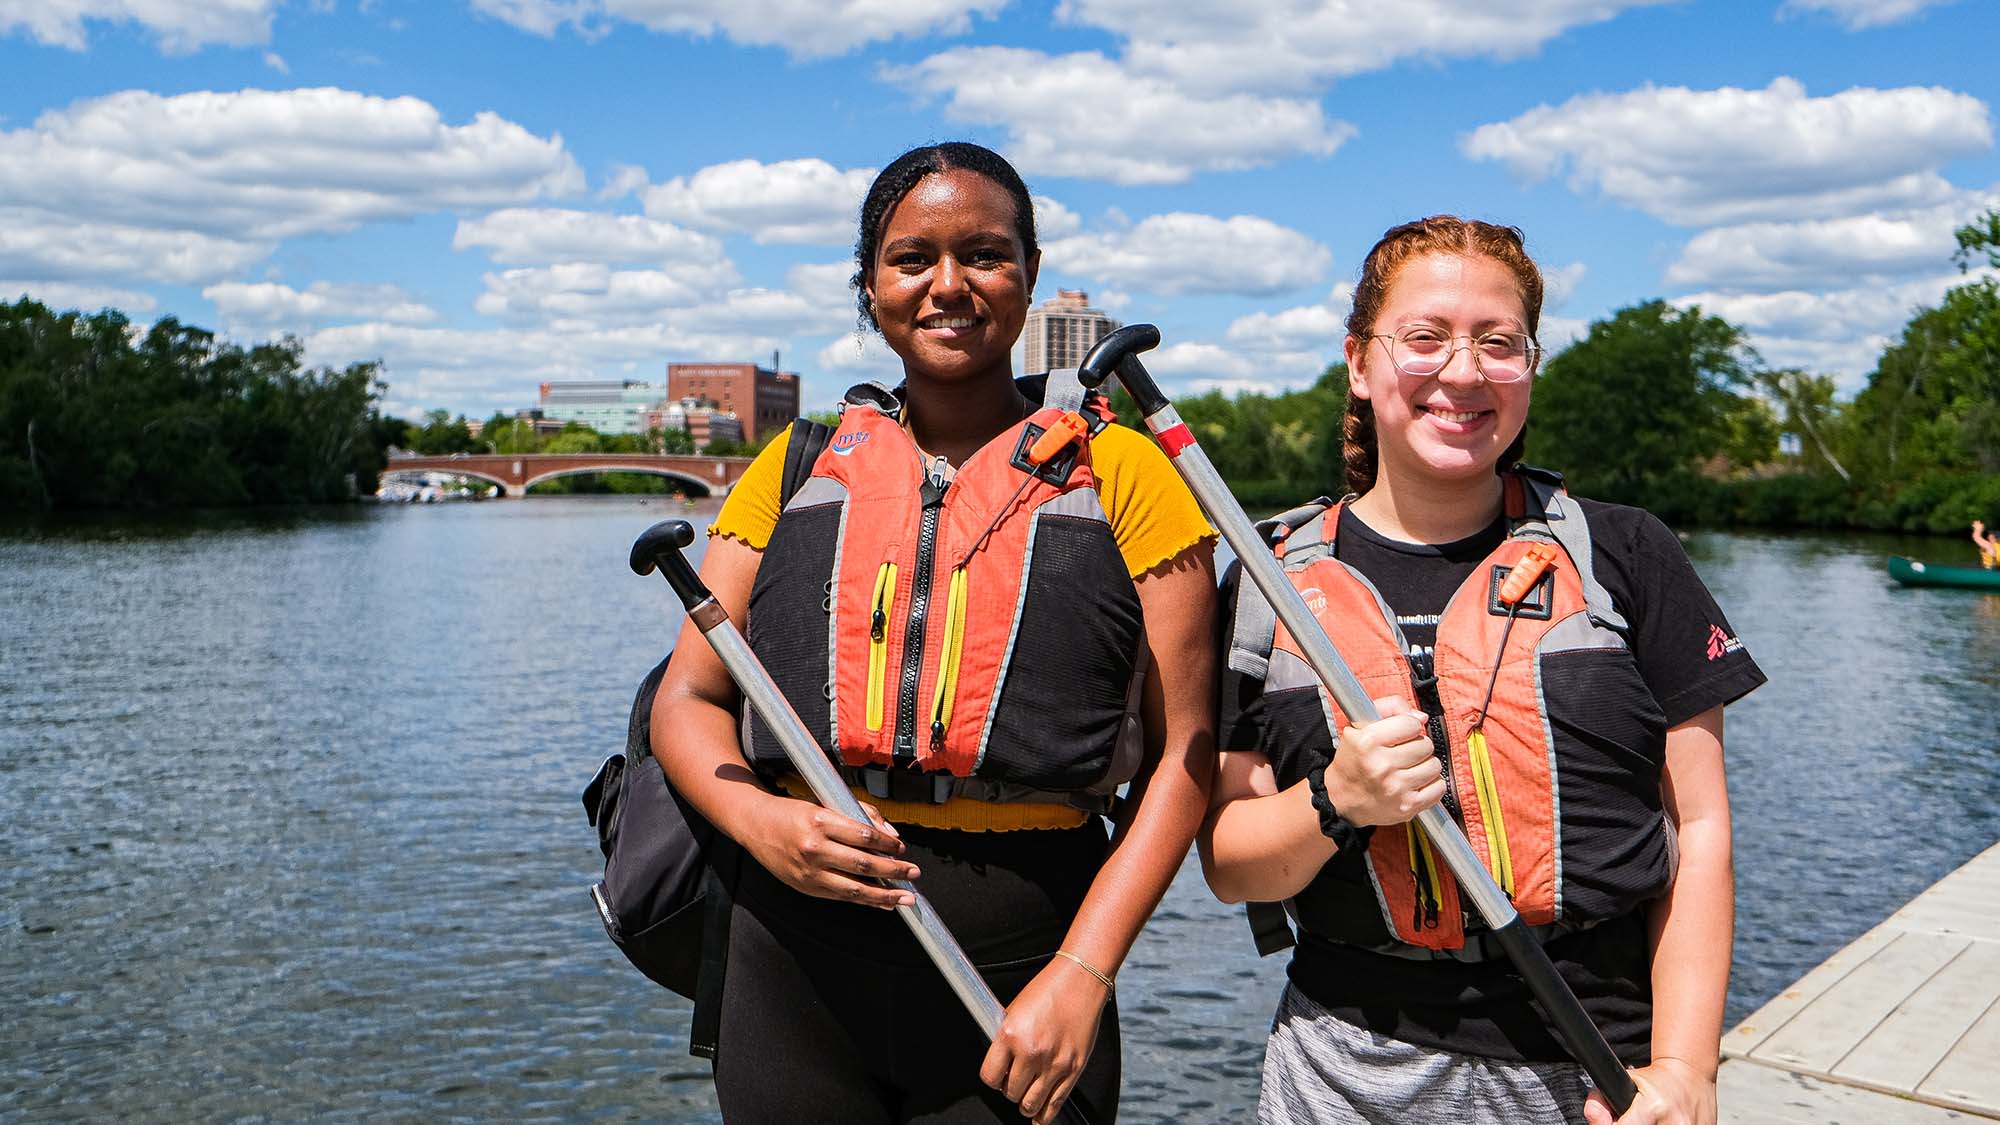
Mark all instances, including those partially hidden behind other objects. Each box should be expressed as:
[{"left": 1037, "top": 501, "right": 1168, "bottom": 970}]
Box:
[
  {"left": 649, "top": 141, "right": 1219, "bottom": 1124},
  {"left": 1973, "top": 520, "right": 1998, "bottom": 570},
  {"left": 1200, "top": 216, "right": 1767, "bottom": 1124}
]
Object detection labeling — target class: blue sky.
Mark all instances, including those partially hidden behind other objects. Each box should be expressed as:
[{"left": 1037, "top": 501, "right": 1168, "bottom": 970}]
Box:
[{"left": 4, "top": 0, "right": 1995, "bottom": 420}]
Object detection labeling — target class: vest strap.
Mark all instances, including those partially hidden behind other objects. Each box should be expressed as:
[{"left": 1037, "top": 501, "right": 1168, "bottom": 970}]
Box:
[
  {"left": 842, "top": 764, "right": 1117, "bottom": 815},
  {"left": 1040, "top": 367, "right": 1089, "bottom": 414},
  {"left": 1246, "top": 900, "right": 1296, "bottom": 956},
  {"left": 1226, "top": 499, "right": 1332, "bottom": 678}
]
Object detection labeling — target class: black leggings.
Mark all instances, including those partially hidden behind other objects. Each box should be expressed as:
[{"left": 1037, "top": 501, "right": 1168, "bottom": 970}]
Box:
[{"left": 711, "top": 821, "right": 1121, "bottom": 1124}]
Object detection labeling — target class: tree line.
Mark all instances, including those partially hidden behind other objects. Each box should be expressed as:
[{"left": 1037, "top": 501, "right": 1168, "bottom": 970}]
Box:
[
  {"left": 0, "top": 300, "right": 391, "bottom": 510},
  {"left": 5, "top": 210, "right": 1996, "bottom": 527}
]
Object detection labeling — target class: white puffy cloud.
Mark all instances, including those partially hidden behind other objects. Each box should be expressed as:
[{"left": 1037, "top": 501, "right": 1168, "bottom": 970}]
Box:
[
  {"left": 1044, "top": 213, "right": 1329, "bottom": 296},
  {"left": 885, "top": 48, "right": 1351, "bottom": 185},
  {"left": 1665, "top": 193, "right": 2000, "bottom": 289},
  {"left": 472, "top": 0, "right": 1005, "bottom": 57},
  {"left": 203, "top": 281, "right": 439, "bottom": 330},
  {"left": 0, "top": 0, "right": 275, "bottom": 51},
  {"left": 598, "top": 163, "right": 651, "bottom": 201},
  {"left": 1462, "top": 78, "right": 1992, "bottom": 226},
  {"left": 0, "top": 207, "right": 271, "bottom": 285},
  {"left": 1670, "top": 272, "right": 1987, "bottom": 387},
  {"left": 1778, "top": 0, "right": 1956, "bottom": 29},
  {"left": 1034, "top": 196, "right": 1083, "bottom": 239},
  {"left": 470, "top": 257, "right": 847, "bottom": 339},
  {"left": 0, "top": 280, "right": 159, "bottom": 314},
  {"left": 453, "top": 208, "right": 723, "bottom": 265},
  {"left": 0, "top": 88, "right": 583, "bottom": 245},
  {"left": 1056, "top": 0, "right": 1672, "bottom": 96},
  {"left": 817, "top": 330, "right": 905, "bottom": 387},
  {"left": 1140, "top": 341, "right": 1327, "bottom": 396},
  {"left": 645, "top": 158, "right": 873, "bottom": 245},
  {"left": 474, "top": 262, "right": 739, "bottom": 325},
  {"left": 1226, "top": 284, "right": 1355, "bottom": 353},
  {"left": 1542, "top": 262, "right": 1588, "bottom": 310}
]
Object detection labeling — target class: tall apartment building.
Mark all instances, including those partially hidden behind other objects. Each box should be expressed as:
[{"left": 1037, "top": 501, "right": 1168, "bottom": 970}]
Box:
[
  {"left": 1023, "top": 290, "right": 1119, "bottom": 373},
  {"left": 665, "top": 362, "right": 800, "bottom": 443},
  {"left": 537, "top": 381, "right": 661, "bottom": 436}
]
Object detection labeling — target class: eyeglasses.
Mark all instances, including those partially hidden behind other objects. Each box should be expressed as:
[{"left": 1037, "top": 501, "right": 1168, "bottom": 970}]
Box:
[{"left": 1369, "top": 326, "right": 1542, "bottom": 384}]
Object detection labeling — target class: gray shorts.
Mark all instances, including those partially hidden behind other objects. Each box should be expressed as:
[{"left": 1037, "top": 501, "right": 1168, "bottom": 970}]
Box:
[{"left": 1259, "top": 983, "right": 1595, "bottom": 1124}]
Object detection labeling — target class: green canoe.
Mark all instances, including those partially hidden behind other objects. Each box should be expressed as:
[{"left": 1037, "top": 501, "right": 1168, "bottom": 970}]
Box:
[{"left": 1888, "top": 555, "right": 2000, "bottom": 591}]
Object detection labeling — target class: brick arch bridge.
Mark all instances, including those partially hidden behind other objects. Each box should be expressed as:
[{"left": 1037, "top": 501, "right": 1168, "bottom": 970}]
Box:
[{"left": 381, "top": 452, "right": 754, "bottom": 497}]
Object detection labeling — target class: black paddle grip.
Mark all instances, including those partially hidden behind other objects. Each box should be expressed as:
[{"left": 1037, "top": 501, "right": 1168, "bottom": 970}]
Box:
[
  {"left": 629, "top": 520, "right": 710, "bottom": 610},
  {"left": 1078, "top": 324, "right": 1168, "bottom": 415}
]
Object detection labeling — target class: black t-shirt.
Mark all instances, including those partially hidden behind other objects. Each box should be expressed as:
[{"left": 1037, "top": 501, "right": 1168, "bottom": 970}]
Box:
[{"left": 1219, "top": 499, "right": 1767, "bottom": 1064}]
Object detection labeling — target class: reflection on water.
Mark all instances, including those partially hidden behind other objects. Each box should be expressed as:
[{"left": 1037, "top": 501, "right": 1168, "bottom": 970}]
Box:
[{"left": 3, "top": 500, "right": 1995, "bottom": 1121}]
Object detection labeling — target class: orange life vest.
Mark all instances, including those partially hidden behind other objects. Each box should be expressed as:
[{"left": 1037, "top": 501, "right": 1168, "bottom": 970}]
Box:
[
  {"left": 1233, "top": 471, "right": 1674, "bottom": 956},
  {"left": 745, "top": 374, "right": 1146, "bottom": 809}
]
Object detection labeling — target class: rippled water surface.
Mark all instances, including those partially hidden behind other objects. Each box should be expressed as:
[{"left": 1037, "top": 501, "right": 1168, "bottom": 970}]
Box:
[{"left": 4, "top": 499, "right": 1996, "bottom": 1122}]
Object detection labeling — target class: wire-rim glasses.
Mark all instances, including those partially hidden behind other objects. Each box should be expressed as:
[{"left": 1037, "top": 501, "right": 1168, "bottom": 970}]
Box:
[{"left": 1369, "top": 326, "right": 1542, "bottom": 384}]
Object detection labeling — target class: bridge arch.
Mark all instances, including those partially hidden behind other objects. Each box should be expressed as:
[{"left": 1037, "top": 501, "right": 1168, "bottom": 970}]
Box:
[
  {"left": 379, "top": 466, "right": 511, "bottom": 494},
  {"left": 519, "top": 465, "right": 714, "bottom": 497}
]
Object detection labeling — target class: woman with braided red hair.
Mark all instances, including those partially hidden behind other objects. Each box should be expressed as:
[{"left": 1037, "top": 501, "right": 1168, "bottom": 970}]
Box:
[{"left": 1201, "top": 217, "right": 1764, "bottom": 1124}]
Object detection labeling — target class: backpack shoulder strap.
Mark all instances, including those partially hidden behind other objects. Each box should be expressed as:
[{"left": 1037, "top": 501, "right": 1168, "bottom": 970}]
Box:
[
  {"left": 1225, "top": 498, "right": 1333, "bottom": 678},
  {"left": 779, "top": 418, "right": 834, "bottom": 506},
  {"left": 1040, "top": 367, "right": 1088, "bottom": 414},
  {"left": 1511, "top": 466, "right": 1628, "bottom": 633}
]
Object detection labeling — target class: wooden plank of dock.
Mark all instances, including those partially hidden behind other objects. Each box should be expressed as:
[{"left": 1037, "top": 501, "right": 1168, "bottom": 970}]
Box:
[{"left": 1720, "top": 841, "right": 2000, "bottom": 1122}]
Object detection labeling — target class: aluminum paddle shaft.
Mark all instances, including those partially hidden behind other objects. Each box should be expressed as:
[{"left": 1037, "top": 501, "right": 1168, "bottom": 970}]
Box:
[
  {"left": 630, "top": 520, "right": 1094, "bottom": 1125},
  {"left": 1077, "top": 326, "right": 1639, "bottom": 1116}
]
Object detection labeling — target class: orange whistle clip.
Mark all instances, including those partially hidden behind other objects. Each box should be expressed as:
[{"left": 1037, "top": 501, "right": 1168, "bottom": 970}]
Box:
[
  {"left": 1026, "top": 410, "right": 1090, "bottom": 465},
  {"left": 1497, "top": 543, "right": 1559, "bottom": 605}
]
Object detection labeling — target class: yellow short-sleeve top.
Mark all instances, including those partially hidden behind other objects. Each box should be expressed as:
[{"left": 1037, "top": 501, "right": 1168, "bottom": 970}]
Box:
[{"left": 708, "top": 418, "right": 1216, "bottom": 830}]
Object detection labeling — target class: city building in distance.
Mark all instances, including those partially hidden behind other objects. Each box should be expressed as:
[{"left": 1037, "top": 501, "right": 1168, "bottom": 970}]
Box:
[
  {"left": 1023, "top": 290, "right": 1119, "bottom": 374},
  {"left": 538, "top": 380, "right": 664, "bottom": 436},
  {"left": 666, "top": 360, "right": 800, "bottom": 444},
  {"left": 649, "top": 397, "right": 744, "bottom": 448}
]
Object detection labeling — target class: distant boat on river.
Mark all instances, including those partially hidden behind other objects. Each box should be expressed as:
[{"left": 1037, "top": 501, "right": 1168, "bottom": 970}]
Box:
[{"left": 1888, "top": 555, "right": 2000, "bottom": 591}]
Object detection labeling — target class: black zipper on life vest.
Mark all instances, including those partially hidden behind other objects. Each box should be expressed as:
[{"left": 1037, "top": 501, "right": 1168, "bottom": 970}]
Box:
[
  {"left": 1407, "top": 669, "right": 1453, "bottom": 931},
  {"left": 894, "top": 458, "right": 948, "bottom": 764}
]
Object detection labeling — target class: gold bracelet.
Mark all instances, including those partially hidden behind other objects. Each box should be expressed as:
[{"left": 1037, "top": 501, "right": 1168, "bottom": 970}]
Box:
[{"left": 1053, "top": 949, "right": 1115, "bottom": 992}]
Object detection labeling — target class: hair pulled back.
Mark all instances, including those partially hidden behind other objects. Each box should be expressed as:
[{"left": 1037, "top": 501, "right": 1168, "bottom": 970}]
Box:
[
  {"left": 851, "top": 142, "right": 1038, "bottom": 331},
  {"left": 1341, "top": 216, "right": 1544, "bottom": 497}
]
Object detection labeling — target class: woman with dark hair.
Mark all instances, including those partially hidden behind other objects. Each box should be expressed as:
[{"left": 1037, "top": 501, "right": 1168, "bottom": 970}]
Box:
[
  {"left": 651, "top": 141, "right": 1218, "bottom": 1124},
  {"left": 1200, "top": 217, "right": 1765, "bottom": 1124}
]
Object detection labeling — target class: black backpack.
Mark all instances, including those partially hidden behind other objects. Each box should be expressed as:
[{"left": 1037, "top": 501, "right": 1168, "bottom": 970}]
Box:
[{"left": 582, "top": 418, "right": 832, "bottom": 1057}]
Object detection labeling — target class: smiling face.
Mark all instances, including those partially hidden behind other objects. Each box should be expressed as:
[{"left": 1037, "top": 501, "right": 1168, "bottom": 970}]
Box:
[
  {"left": 863, "top": 169, "right": 1038, "bottom": 386},
  {"left": 1342, "top": 251, "right": 1533, "bottom": 488}
]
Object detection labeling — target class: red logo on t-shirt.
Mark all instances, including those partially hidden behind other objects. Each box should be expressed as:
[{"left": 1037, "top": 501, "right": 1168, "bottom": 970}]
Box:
[{"left": 1705, "top": 623, "right": 1743, "bottom": 662}]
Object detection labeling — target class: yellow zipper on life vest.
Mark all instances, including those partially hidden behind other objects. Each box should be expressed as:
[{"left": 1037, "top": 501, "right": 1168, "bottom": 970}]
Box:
[
  {"left": 866, "top": 561, "right": 897, "bottom": 731},
  {"left": 1467, "top": 728, "right": 1515, "bottom": 897},
  {"left": 927, "top": 565, "right": 969, "bottom": 754}
]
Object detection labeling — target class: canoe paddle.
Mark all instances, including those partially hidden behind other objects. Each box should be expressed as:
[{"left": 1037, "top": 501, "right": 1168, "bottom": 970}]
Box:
[
  {"left": 1076, "top": 324, "right": 1640, "bottom": 1117},
  {"left": 630, "top": 520, "right": 1097, "bottom": 1125}
]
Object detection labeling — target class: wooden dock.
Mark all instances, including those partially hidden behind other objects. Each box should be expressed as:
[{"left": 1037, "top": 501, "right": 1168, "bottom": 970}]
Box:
[{"left": 1720, "top": 841, "right": 2000, "bottom": 1122}]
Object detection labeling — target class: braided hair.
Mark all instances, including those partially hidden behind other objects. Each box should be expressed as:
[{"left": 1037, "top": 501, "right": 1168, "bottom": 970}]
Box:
[
  {"left": 1341, "top": 216, "right": 1544, "bottom": 497},
  {"left": 851, "top": 142, "right": 1038, "bottom": 331}
]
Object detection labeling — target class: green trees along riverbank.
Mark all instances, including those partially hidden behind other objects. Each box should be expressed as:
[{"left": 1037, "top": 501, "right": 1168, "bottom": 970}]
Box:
[
  {"left": 0, "top": 301, "right": 391, "bottom": 510},
  {"left": 5, "top": 210, "right": 1996, "bottom": 526}
]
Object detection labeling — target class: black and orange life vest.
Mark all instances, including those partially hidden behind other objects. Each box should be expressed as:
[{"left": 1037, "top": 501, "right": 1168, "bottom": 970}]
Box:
[
  {"left": 1234, "top": 470, "right": 1674, "bottom": 956},
  {"left": 744, "top": 373, "right": 1146, "bottom": 810}
]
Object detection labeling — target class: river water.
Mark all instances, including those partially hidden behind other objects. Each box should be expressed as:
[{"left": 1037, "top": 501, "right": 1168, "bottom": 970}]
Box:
[{"left": 3, "top": 497, "right": 1997, "bottom": 1122}]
